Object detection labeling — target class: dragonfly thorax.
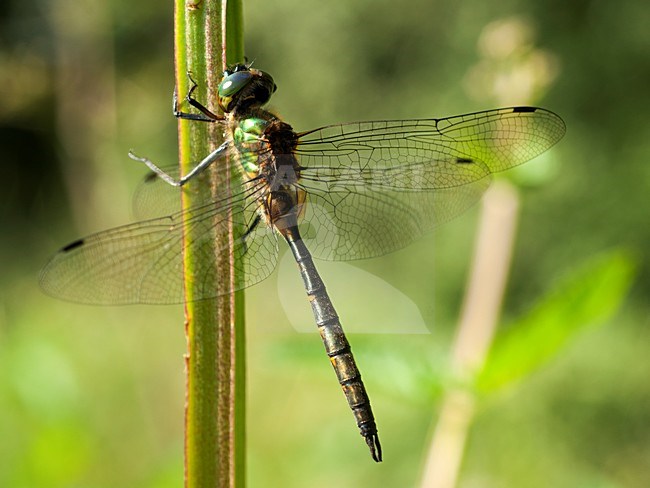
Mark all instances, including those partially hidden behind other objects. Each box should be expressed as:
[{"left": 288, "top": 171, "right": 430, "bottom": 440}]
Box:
[
  {"left": 231, "top": 113, "right": 304, "bottom": 237},
  {"left": 233, "top": 117, "right": 270, "bottom": 175}
]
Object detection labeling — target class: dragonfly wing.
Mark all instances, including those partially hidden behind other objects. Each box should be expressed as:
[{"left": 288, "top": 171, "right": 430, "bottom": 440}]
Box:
[
  {"left": 295, "top": 107, "right": 564, "bottom": 260},
  {"left": 296, "top": 107, "right": 565, "bottom": 184},
  {"left": 132, "top": 165, "right": 183, "bottom": 220},
  {"left": 299, "top": 174, "right": 490, "bottom": 260},
  {"left": 40, "top": 181, "right": 277, "bottom": 304}
]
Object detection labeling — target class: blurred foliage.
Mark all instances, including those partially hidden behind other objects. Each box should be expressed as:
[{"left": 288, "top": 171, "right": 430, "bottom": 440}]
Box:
[
  {"left": 478, "top": 249, "right": 637, "bottom": 393},
  {"left": 1, "top": 0, "right": 649, "bottom": 487}
]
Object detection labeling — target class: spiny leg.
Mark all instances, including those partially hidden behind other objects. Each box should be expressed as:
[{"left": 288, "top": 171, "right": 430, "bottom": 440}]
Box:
[
  {"left": 173, "top": 72, "right": 223, "bottom": 122},
  {"left": 128, "top": 140, "right": 230, "bottom": 187}
]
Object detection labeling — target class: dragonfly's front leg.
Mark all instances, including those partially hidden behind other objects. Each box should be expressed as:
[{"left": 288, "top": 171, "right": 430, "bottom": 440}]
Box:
[
  {"left": 173, "top": 73, "right": 223, "bottom": 122},
  {"left": 128, "top": 140, "right": 230, "bottom": 187}
]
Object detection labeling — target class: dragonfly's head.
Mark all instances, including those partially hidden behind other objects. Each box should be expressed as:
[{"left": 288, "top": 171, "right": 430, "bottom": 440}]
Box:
[{"left": 218, "top": 64, "right": 277, "bottom": 113}]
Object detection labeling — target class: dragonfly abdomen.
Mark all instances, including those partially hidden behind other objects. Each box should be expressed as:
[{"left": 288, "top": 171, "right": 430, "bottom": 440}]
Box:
[{"left": 284, "top": 227, "right": 382, "bottom": 462}]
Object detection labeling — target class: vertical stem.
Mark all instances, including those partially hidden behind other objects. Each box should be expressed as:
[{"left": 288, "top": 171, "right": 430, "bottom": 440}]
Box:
[
  {"left": 419, "top": 181, "right": 520, "bottom": 488},
  {"left": 175, "top": 1, "right": 245, "bottom": 487}
]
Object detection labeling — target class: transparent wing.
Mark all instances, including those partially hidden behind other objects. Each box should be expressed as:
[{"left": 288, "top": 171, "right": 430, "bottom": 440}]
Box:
[
  {"left": 132, "top": 166, "right": 184, "bottom": 220},
  {"left": 299, "top": 175, "right": 490, "bottom": 260},
  {"left": 295, "top": 107, "right": 565, "bottom": 259},
  {"left": 40, "top": 179, "right": 277, "bottom": 305},
  {"left": 296, "top": 107, "right": 565, "bottom": 182}
]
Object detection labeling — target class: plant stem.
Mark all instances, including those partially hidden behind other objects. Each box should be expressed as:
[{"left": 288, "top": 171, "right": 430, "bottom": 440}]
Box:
[
  {"left": 419, "top": 181, "right": 520, "bottom": 488},
  {"left": 174, "top": 1, "right": 245, "bottom": 486}
]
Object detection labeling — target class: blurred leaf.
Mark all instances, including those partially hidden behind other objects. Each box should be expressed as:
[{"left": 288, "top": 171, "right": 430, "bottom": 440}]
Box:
[
  {"left": 478, "top": 249, "right": 637, "bottom": 393},
  {"left": 26, "top": 424, "right": 93, "bottom": 486}
]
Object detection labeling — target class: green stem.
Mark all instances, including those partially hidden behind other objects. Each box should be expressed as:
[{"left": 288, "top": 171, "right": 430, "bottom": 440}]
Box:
[{"left": 175, "top": 1, "right": 245, "bottom": 486}]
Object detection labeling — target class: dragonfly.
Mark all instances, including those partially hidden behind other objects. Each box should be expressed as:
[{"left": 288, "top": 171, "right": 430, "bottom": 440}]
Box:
[{"left": 40, "top": 64, "right": 565, "bottom": 462}]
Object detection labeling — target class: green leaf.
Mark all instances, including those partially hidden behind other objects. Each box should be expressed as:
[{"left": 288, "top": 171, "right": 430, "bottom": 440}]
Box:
[{"left": 477, "top": 249, "right": 637, "bottom": 393}]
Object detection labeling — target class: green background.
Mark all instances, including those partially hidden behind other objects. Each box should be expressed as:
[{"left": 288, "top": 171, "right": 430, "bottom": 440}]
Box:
[{"left": 1, "top": 0, "right": 648, "bottom": 486}]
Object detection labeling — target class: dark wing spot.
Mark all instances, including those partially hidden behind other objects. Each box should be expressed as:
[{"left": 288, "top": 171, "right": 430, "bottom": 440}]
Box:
[
  {"left": 144, "top": 171, "right": 159, "bottom": 183},
  {"left": 455, "top": 157, "right": 474, "bottom": 164},
  {"left": 62, "top": 239, "right": 84, "bottom": 252},
  {"left": 512, "top": 106, "right": 537, "bottom": 113}
]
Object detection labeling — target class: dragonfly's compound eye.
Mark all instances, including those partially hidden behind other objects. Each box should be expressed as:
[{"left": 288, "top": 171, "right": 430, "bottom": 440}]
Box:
[
  {"left": 218, "top": 71, "right": 255, "bottom": 113},
  {"left": 218, "top": 71, "right": 254, "bottom": 97},
  {"left": 218, "top": 68, "right": 276, "bottom": 113}
]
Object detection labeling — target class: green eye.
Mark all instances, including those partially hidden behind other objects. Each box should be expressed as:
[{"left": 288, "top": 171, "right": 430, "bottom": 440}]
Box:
[{"left": 218, "top": 71, "right": 253, "bottom": 97}]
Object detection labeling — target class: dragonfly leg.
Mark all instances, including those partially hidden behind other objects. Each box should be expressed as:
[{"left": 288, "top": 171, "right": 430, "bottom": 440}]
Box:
[
  {"left": 173, "top": 72, "right": 223, "bottom": 122},
  {"left": 128, "top": 140, "right": 230, "bottom": 187}
]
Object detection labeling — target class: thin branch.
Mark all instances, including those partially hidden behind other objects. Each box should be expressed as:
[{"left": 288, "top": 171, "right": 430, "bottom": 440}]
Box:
[
  {"left": 419, "top": 181, "right": 520, "bottom": 488},
  {"left": 175, "top": 1, "right": 245, "bottom": 486}
]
